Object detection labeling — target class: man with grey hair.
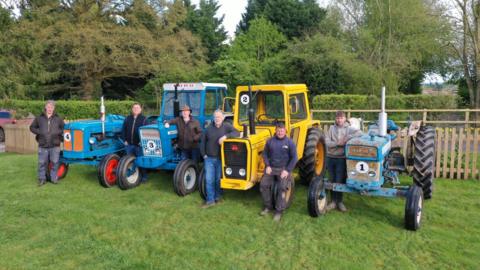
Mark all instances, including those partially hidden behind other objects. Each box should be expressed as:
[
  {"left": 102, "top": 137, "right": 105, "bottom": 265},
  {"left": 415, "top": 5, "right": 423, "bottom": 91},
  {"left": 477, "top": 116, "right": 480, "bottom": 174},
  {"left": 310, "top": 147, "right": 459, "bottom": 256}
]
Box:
[
  {"left": 30, "top": 100, "right": 65, "bottom": 186},
  {"left": 200, "top": 109, "right": 239, "bottom": 208}
]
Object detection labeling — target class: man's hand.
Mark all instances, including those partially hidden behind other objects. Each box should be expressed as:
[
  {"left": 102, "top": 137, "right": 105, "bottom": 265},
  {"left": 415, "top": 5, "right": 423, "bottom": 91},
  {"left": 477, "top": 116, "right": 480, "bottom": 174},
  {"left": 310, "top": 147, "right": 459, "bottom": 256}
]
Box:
[
  {"left": 218, "top": 135, "right": 227, "bottom": 145},
  {"left": 280, "top": 170, "right": 289, "bottom": 180},
  {"left": 266, "top": 166, "right": 272, "bottom": 175},
  {"left": 338, "top": 138, "right": 347, "bottom": 146},
  {"left": 164, "top": 122, "right": 170, "bottom": 128},
  {"left": 124, "top": 141, "right": 128, "bottom": 146}
]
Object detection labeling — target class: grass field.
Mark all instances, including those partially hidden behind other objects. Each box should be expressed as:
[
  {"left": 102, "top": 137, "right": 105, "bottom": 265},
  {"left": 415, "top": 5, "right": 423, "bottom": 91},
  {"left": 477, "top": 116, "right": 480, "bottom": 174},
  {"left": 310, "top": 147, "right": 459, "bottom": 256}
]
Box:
[{"left": 0, "top": 154, "right": 479, "bottom": 270}]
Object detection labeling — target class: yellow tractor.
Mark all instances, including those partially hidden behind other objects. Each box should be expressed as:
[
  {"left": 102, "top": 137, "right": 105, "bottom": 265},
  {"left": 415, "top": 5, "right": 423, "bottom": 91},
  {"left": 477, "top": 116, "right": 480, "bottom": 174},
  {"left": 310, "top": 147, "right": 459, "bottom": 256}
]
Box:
[{"left": 198, "top": 84, "right": 327, "bottom": 206}]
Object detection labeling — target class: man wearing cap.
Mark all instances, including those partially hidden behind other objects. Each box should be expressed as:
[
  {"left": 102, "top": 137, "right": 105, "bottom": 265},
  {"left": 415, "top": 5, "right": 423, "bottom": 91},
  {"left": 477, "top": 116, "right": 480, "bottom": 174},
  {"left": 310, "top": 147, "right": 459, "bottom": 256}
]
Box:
[
  {"left": 30, "top": 100, "right": 65, "bottom": 186},
  {"left": 325, "top": 110, "right": 362, "bottom": 212},
  {"left": 200, "top": 109, "right": 239, "bottom": 208},
  {"left": 164, "top": 105, "right": 202, "bottom": 162},
  {"left": 121, "top": 103, "right": 148, "bottom": 183},
  {"left": 259, "top": 122, "right": 298, "bottom": 222}
]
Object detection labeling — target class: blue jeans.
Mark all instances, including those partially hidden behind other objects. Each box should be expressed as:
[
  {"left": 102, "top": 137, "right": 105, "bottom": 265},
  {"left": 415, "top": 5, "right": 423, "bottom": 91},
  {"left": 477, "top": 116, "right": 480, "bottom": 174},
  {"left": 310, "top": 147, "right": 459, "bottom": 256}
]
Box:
[
  {"left": 38, "top": 147, "right": 60, "bottom": 182},
  {"left": 205, "top": 157, "right": 222, "bottom": 204},
  {"left": 125, "top": 144, "right": 147, "bottom": 181},
  {"left": 327, "top": 157, "right": 346, "bottom": 203},
  {"left": 181, "top": 148, "right": 201, "bottom": 163}
]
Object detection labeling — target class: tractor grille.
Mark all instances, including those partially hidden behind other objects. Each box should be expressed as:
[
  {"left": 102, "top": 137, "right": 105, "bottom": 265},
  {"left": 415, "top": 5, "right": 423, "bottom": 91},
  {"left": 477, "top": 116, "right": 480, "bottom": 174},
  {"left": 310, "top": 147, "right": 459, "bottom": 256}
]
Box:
[
  {"left": 140, "top": 129, "right": 162, "bottom": 157},
  {"left": 223, "top": 142, "right": 247, "bottom": 179}
]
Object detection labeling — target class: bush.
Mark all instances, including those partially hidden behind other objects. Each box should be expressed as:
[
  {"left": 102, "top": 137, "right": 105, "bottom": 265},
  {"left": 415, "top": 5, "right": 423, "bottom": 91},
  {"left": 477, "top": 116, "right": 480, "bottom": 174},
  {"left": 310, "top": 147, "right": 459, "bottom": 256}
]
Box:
[
  {"left": 311, "top": 94, "right": 458, "bottom": 123},
  {"left": 0, "top": 99, "right": 136, "bottom": 120}
]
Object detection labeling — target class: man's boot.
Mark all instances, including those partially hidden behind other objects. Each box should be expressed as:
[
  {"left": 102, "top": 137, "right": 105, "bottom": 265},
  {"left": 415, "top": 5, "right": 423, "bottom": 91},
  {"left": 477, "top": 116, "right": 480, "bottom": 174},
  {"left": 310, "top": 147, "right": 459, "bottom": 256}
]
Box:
[
  {"left": 326, "top": 201, "right": 336, "bottom": 212},
  {"left": 259, "top": 208, "right": 271, "bottom": 216},
  {"left": 273, "top": 212, "right": 282, "bottom": 222},
  {"left": 337, "top": 202, "right": 348, "bottom": 212}
]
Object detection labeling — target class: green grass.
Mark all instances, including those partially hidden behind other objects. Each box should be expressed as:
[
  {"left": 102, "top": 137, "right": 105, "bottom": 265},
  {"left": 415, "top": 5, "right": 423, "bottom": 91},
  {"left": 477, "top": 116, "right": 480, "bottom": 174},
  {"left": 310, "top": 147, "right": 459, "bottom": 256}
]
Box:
[{"left": 0, "top": 154, "right": 479, "bottom": 270}]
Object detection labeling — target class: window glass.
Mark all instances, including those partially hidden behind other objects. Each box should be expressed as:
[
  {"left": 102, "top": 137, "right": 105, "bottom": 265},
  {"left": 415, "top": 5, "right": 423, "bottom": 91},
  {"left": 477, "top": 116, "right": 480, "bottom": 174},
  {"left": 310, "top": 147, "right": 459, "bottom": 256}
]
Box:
[
  {"left": 162, "top": 91, "right": 201, "bottom": 116},
  {"left": 289, "top": 93, "right": 307, "bottom": 123}
]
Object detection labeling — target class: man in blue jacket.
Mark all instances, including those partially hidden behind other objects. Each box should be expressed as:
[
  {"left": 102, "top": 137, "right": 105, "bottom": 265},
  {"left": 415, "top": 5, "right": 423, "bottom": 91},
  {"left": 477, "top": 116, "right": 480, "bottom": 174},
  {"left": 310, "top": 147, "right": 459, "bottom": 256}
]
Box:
[
  {"left": 260, "top": 122, "right": 298, "bottom": 221},
  {"left": 121, "top": 103, "right": 148, "bottom": 183}
]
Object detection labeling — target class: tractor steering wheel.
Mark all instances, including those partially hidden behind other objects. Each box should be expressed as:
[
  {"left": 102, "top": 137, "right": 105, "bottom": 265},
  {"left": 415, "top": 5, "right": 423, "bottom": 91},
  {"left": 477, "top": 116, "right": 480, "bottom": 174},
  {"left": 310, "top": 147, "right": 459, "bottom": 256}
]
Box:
[{"left": 256, "top": 114, "right": 278, "bottom": 124}]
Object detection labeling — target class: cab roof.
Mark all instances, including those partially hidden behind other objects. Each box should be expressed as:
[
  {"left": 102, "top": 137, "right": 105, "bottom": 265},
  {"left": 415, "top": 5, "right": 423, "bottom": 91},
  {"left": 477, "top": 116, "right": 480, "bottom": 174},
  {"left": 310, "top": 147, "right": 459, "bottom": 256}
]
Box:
[
  {"left": 236, "top": 84, "right": 308, "bottom": 93},
  {"left": 163, "top": 82, "right": 228, "bottom": 91}
]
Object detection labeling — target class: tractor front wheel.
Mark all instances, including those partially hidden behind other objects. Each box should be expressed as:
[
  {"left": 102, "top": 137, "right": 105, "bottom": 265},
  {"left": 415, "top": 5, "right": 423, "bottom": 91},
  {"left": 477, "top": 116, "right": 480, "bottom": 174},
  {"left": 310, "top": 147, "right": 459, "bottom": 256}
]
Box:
[
  {"left": 117, "top": 155, "right": 141, "bottom": 190},
  {"left": 298, "top": 128, "right": 326, "bottom": 185},
  {"left": 412, "top": 126, "right": 435, "bottom": 199},
  {"left": 405, "top": 185, "right": 424, "bottom": 231},
  {"left": 98, "top": 154, "right": 120, "bottom": 188},
  {"left": 47, "top": 161, "right": 69, "bottom": 180},
  {"left": 307, "top": 176, "right": 327, "bottom": 217},
  {"left": 271, "top": 177, "right": 295, "bottom": 209},
  {"left": 173, "top": 159, "right": 198, "bottom": 196}
]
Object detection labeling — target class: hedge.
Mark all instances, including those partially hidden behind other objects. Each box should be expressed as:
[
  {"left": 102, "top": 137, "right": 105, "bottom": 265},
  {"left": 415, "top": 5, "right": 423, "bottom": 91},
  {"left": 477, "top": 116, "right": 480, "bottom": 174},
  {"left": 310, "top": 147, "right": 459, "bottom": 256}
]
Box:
[
  {"left": 311, "top": 94, "right": 458, "bottom": 123},
  {"left": 0, "top": 100, "right": 137, "bottom": 120}
]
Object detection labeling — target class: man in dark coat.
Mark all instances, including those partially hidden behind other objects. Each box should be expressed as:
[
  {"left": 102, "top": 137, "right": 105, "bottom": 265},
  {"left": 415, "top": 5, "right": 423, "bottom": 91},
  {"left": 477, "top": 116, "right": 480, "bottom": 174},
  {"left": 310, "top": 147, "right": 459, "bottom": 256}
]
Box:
[
  {"left": 259, "top": 122, "right": 298, "bottom": 221},
  {"left": 121, "top": 103, "right": 148, "bottom": 183},
  {"left": 30, "top": 100, "right": 65, "bottom": 186},
  {"left": 164, "top": 105, "right": 202, "bottom": 162}
]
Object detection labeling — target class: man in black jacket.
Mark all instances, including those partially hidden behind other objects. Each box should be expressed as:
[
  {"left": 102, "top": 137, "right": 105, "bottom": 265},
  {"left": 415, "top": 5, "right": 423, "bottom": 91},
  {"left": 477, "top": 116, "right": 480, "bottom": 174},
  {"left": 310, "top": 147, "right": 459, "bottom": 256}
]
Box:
[
  {"left": 30, "top": 100, "right": 65, "bottom": 186},
  {"left": 121, "top": 103, "right": 148, "bottom": 183}
]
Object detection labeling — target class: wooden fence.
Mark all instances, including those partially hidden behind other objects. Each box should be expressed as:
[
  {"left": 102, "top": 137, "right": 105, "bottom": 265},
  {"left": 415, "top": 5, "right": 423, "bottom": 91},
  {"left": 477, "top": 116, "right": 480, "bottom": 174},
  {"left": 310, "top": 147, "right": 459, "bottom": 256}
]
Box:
[{"left": 4, "top": 123, "right": 38, "bottom": 154}]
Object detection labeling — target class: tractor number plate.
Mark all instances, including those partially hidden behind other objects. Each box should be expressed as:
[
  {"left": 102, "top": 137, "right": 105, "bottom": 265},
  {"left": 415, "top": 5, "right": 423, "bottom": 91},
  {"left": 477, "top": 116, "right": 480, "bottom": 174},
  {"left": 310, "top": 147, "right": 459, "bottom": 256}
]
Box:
[{"left": 356, "top": 161, "right": 369, "bottom": 173}]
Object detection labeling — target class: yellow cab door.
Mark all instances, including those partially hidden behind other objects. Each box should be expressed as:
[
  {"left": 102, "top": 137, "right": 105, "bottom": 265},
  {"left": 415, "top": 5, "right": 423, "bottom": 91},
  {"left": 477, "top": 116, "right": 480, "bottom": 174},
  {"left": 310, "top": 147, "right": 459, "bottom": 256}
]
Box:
[{"left": 287, "top": 92, "right": 309, "bottom": 160}]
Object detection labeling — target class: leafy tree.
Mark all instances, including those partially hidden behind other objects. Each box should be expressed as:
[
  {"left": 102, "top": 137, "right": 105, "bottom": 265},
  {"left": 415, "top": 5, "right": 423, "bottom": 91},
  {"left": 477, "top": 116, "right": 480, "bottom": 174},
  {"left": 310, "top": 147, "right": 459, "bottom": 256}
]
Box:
[
  {"left": 237, "top": 0, "right": 326, "bottom": 39},
  {"left": 184, "top": 0, "right": 227, "bottom": 63}
]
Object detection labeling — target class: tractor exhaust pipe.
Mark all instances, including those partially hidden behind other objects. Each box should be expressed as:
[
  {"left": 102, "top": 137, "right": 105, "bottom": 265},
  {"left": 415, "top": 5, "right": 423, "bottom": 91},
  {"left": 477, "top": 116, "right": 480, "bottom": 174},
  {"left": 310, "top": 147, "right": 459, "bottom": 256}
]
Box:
[
  {"left": 379, "top": 86, "right": 387, "bottom": 137},
  {"left": 174, "top": 83, "right": 180, "bottom": 117},
  {"left": 248, "top": 85, "right": 256, "bottom": 135},
  {"left": 100, "top": 96, "right": 106, "bottom": 137}
]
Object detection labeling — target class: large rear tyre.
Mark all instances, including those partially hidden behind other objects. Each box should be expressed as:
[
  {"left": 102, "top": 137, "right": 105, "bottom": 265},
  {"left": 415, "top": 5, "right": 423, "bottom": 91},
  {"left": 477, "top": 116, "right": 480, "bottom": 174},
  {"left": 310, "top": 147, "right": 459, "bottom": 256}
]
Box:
[
  {"left": 0, "top": 127, "right": 4, "bottom": 142},
  {"left": 412, "top": 126, "right": 435, "bottom": 199},
  {"left": 405, "top": 185, "right": 424, "bottom": 231},
  {"left": 117, "top": 155, "right": 141, "bottom": 190},
  {"left": 298, "top": 128, "right": 327, "bottom": 185},
  {"left": 307, "top": 176, "right": 328, "bottom": 217},
  {"left": 98, "top": 154, "right": 120, "bottom": 188},
  {"left": 173, "top": 159, "right": 198, "bottom": 196},
  {"left": 271, "top": 177, "right": 295, "bottom": 209},
  {"left": 198, "top": 168, "right": 207, "bottom": 200}
]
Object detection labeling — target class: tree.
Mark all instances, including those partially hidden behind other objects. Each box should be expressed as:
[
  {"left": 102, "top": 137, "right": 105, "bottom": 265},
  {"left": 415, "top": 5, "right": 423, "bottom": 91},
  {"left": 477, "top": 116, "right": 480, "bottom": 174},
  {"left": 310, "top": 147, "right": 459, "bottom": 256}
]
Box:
[
  {"left": 448, "top": 0, "right": 480, "bottom": 108},
  {"left": 334, "top": 0, "right": 450, "bottom": 93},
  {"left": 237, "top": 0, "right": 326, "bottom": 39},
  {"left": 184, "top": 0, "right": 227, "bottom": 63}
]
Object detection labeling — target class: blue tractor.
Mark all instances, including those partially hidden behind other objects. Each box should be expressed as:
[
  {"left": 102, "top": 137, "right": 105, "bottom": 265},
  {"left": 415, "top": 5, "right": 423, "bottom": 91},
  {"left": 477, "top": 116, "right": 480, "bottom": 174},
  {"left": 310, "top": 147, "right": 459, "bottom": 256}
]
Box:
[
  {"left": 307, "top": 87, "right": 435, "bottom": 230},
  {"left": 53, "top": 97, "right": 127, "bottom": 188},
  {"left": 116, "top": 82, "right": 231, "bottom": 196}
]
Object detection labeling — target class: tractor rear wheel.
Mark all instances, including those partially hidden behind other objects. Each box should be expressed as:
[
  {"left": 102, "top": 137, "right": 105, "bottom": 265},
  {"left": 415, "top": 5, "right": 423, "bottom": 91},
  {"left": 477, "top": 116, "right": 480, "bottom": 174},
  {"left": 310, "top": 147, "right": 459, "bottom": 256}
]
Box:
[
  {"left": 271, "top": 177, "right": 295, "bottom": 209},
  {"left": 412, "top": 126, "right": 435, "bottom": 199},
  {"left": 117, "top": 155, "right": 141, "bottom": 190},
  {"left": 307, "top": 176, "right": 328, "bottom": 217},
  {"left": 173, "top": 159, "right": 198, "bottom": 196},
  {"left": 0, "top": 127, "right": 5, "bottom": 142},
  {"left": 198, "top": 168, "right": 207, "bottom": 200},
  {"left": 98, "top": 154, "right": 120, "bottom": 188},
  {"left": 298, "top": 128, "right": 326, "bottom": 185},
  {"left": 405, "top": 185, "right": 424, "bottom": 231}
]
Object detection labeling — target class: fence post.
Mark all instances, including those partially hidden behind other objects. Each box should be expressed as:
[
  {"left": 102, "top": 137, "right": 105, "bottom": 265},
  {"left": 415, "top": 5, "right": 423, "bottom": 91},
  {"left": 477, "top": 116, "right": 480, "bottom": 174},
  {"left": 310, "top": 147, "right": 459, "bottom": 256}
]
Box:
[
  {"left": 422, "top": 109, "right": 427, "bottom": 123},
  {"left": 465, "top": 109, "right": 470, "bottom": 129}
]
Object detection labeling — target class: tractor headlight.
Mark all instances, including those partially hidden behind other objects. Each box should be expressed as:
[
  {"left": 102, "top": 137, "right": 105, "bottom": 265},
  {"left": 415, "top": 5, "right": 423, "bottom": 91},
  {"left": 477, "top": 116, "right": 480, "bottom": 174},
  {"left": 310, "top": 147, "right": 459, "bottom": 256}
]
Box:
[
  {"left": 88, "top": 137, "right": 96, "bottom": 144},
  {"left": 368, "top": 171, "right": 376, "bottom": 178},
  {"left": 349, "top": 170, "right": 357, "bottom": 176},
  {"left": 239, "top": 168, "right": 246, "bottom": 176},
  {"left": 225, "top": 167, "right": 232, "bottom": 175}
]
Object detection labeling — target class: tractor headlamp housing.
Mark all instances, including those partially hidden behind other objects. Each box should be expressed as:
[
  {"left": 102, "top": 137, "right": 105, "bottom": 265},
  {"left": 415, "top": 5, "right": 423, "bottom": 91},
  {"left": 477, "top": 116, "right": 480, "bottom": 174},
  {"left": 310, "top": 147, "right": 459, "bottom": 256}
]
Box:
[
  {"left": 88, "top": 137, "right": 96, "bottom": 145},
  {"left": 225, "top": 167, "right": 233, "bottom": 175},
  {"left": 368, "top": 171, "right": 376, "bottom": 178},
  {"left": 239, "top": 168, "right": 246, "bottom": 176}
]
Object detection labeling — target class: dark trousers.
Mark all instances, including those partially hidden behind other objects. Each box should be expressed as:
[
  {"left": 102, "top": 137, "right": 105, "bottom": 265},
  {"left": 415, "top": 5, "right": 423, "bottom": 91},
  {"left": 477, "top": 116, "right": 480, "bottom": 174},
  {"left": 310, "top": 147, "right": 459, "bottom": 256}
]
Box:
[
  {"left": 260, "top": 167, "right": 292, "bottom": 213},
  {"left": 38, "top": 146, "right": 60, "bottom": 183},
  {"left": 181, "top": 148, "right": 201, "bottom": 163},
  {"left": 126, "top": 144, "right": 147, "bottom": 181},
  {"left": 327, "top": 157, "right": 346, "bottom": 203}
]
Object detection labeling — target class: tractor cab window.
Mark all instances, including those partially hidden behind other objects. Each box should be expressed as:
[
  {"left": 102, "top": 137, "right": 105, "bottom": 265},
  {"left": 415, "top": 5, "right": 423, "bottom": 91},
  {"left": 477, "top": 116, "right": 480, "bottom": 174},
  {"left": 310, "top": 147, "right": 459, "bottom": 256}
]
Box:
[
  {"left": 289, "top": 93, "right": 307, "bottom": 123},
  {"left": 162, "top": 91, "right": 201, "bottom": 117},
  {"left": 238, "top": 91, "right": 285, "bottom": 126},
  {"left": 205, "top": 88, "right": 225, "bottom": 116}
]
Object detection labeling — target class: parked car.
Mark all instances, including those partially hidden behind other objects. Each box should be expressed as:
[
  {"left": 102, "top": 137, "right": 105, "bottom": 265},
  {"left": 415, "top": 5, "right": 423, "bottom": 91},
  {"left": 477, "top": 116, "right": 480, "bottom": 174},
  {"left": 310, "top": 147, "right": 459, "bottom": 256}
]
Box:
[{"left": 0, "top": 110, "right": 16, "bottom": 142}]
